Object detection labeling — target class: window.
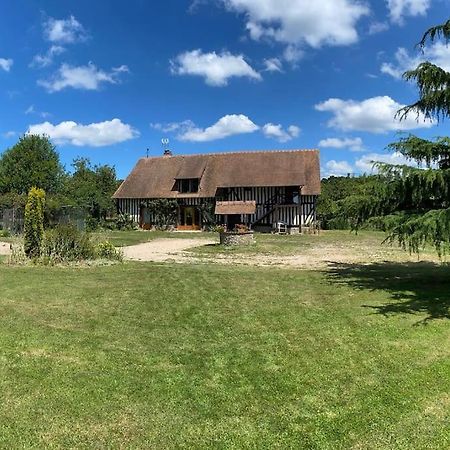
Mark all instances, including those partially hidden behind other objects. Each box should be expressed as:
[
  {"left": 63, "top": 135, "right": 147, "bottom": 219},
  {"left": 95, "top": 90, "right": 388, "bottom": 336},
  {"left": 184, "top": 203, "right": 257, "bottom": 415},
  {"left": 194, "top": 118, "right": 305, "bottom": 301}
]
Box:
[
  {"left": 285, "top": 187, "right": 300, "bottom": 204},
  {"left": 178, "top": 178, "right": 199, "bottom": 193}
]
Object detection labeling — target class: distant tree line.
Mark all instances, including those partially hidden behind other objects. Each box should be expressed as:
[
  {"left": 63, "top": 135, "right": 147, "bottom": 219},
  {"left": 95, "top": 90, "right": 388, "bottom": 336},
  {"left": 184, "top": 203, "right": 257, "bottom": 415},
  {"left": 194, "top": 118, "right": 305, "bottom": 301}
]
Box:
[
  {"left": 0, "top": 134, "right": 120, "bottom": 228},
  {"left": 317, "top": 175, "right": 385, "bottom": 230}
]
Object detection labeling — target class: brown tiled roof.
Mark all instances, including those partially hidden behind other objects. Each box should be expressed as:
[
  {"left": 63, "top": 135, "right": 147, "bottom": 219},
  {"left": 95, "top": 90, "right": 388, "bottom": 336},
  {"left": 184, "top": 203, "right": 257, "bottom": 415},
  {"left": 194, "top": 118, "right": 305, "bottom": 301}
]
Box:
[
  {"left": 113, "top": 149, "right": 320, "bottom": 199},
  {"left": 215, "top": 201, "right": 257, "bottom": 215}
]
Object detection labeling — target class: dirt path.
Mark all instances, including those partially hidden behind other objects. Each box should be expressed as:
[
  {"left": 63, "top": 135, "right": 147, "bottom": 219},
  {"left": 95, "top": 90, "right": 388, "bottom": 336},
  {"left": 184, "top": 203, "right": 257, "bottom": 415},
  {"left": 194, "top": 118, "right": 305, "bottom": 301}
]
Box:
[
  {"left": 122, "top": 237, "right": 440, "bottom": 268},
  {"left": 122, "top": 238, "right": 217, "bottom": 262}
]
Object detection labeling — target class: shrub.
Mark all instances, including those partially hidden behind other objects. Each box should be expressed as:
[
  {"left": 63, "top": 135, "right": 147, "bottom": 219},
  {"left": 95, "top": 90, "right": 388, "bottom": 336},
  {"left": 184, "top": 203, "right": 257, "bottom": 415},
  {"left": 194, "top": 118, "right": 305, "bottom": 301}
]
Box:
[
  {"left": 85, "top": 216, "right": 100, "bottom": 232},
  {"left": 213, "top": 225, "right": 226, "bottom": 233},
  {"left": 42, "top": 225, "right": 96, "bottom": 263},
  {"left": 24, "top": 187, "right": 45, "bottom": 258},
  {"left": 0, "top": 229, "right": 10, "bottom": 238},
  {"left": 96, "top": 241, "right": 123, "bottom": 261},
  {"left": 115, "top": 214, "right": 137, "bottom": 231},
  {"left": 234, "top": 224, "right": 249, "bottom": 233}
]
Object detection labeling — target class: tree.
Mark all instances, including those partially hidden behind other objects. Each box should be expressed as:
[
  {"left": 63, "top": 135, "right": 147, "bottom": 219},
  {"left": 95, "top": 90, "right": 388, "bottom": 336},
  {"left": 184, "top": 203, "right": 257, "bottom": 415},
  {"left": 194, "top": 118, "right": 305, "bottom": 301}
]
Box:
[
  {"left": 0, "top": 135, "right": 64, "bottom": 195},
  {"left": 64, "top": 158, "right": 119, "bottom": 221},
  {"left": 24, "top": 187, "right": 45, "bottom": 258},
  {"left": 317, "top": 175, "right": 382, "bottom": 229},
  {"left": 347, "top": 19, "right": 450, "bottom": 254},
  {"left": 398, "top": 19, "right": 450, "bottom": 122}
]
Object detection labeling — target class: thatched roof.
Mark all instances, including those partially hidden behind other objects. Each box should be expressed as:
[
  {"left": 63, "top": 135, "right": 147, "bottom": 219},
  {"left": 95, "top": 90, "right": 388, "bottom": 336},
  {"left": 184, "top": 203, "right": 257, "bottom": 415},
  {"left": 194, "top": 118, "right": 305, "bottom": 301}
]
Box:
[
  {"left": 215, "top": 201, "right": 257, "bottom": 215},
  {"left": 113, "top": 150, "right": 320, "bottom": 199}
]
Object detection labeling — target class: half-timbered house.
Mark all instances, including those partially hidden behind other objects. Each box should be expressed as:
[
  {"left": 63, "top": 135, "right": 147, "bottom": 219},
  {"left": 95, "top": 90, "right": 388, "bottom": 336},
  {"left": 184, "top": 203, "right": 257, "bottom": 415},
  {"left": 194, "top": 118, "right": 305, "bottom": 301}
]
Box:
[{"left": 113, "top": 149, "right": 320, "bottom": 232}]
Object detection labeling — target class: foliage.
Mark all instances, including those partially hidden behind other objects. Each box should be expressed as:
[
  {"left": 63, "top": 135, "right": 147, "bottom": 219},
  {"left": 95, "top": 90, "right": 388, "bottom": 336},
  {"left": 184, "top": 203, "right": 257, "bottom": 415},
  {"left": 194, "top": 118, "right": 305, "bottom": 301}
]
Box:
[
  {"left": 114, "top": 213, "right": 137, "bottom": 231},
  {"left": 145, "top": 199, "right": 178, "bottom": 229},
  {"left": 234, "top": 224, "right": 250, "bottom": 233},
  {"left": 317, "top": 176, "right": 384, "bottom": 229},
  {"left": 41, "top": 225, "right": 96, "bottom": 263},
  {"left": 398, "top": 18, "right": 450, "bottom": 122},
  {"left": 0, "top": 135, "right": 64, "bottom": 195},
  {"left": 198, "top": 201, "right": 216, "bottom": 226},
  {"left": 344, "top": 20, "right": 450, "bottom": 255},
  {"left": 0, "top": 192, "right": 27, "bottom": 210},
  {"left": 24, "top": 187, "right": 45, "bottom": 258},
  {"left": 64, "top": 158, "right": 119, "bottom": 221},
  {"left": 0, "top": 136, "right": 120, "bottom": 229},
  {"left": 96, "top": 241, "right": 123, "bottom": 261}
]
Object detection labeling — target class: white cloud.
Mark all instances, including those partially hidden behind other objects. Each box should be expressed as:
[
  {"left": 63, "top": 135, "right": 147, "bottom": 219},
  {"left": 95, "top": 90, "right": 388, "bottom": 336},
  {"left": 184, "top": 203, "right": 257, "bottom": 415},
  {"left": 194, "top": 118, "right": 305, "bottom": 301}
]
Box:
[
  {"left": 283, "top": 45, "right": 304, "bottom": 66},
  {"left": 171, "top": 49, "right": 261, "bottom": 86},
  {"left": 38, "top": 63, "right": 129, "bottom": 92},
  {"left": 324, "top": 160, "right": 354, "bottom": 177},
  {"left": 263, "top": 58, "right": 283, "bottom": 72},
  {"left": 368, "top": 21, "right": 389, "bottom": 35},
  {"left": 0, "top": 58, "right": 13, "bottom": 72},
  {"left": 315, "top": 95, "right": 434, "bottom": 133},
  {"left": 355, "top": 151, "right": 411, "bottom": 173},
  {"left": 27, "top": 119, "right": 139, "bottom": 147},
  {"left": 263, "top": 123, "right": 300, "bottom": 142},
  {"left": 151, "top": 120, "right": 196, "bottom": 134},
  {"left": 319, "top": 137, "right": 364, "bottom": 152},
  {"left": 381, "top": 43, "right": 450, "bottom": 79},
  {"left": 31, "top": 45, "right": 65, "bottom": 68},
  {"left": 2, "top": 131, "right": 16, "bottom": 139},
  {"left": 222, "top": 0, "right": 370, "bottom": 48},
  {"left": 44, "top": 15, "right": 87, "bottom": 43},
  {"left": 178, "top": 114, "right": 259, "bottom": 142},
  {"left": 387, "top": 0, "right": 431, "bottom": 24},
  {"left": 25, "top": 105, "right": 51, "bottom": 119}
]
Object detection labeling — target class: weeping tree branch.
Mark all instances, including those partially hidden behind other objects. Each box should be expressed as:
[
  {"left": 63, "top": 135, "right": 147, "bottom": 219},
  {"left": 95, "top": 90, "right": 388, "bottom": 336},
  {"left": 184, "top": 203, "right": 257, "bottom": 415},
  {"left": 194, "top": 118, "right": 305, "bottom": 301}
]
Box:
[
  {"left": 418, "top": 19, "right": 450, "bottom": 49},
  {"left": 398, "top": 19, "right": 450, "bottom": 123}
]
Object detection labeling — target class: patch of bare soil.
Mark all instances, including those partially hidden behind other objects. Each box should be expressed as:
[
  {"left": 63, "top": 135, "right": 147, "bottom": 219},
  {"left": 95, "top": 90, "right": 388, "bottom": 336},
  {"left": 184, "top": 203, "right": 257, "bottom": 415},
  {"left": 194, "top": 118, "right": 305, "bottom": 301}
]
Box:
[{"left": 122, "top": 238, "right": 441, "bottom": 268}]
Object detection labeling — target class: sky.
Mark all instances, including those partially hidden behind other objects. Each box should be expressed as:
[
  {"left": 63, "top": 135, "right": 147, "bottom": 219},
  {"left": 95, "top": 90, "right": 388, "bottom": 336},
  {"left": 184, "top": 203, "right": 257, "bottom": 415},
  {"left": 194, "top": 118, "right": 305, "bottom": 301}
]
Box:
[{"left": 0, "top": 0, "right": 449, "bottom": 179}]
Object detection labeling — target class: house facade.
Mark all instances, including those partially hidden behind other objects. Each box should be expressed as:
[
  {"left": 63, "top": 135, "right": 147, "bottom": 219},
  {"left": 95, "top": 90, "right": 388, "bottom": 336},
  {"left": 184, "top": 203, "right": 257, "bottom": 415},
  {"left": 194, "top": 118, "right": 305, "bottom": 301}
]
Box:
[{"left": 113, "top": 149, "right": 321, "bottom": 232}]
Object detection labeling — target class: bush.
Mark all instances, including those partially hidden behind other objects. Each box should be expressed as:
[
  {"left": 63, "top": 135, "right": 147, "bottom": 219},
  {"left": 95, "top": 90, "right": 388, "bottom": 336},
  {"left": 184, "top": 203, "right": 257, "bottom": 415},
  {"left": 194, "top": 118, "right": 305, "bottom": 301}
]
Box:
[
  {"left": 115, "top": 214, "right": 137, "bottom": 231},
  {"left": 41, "top": 225, "right": 96, "bottom": 263},
  {"left": 0, "top": 229, "right": 10, "bottom": 238},
  {"left": 24, "top": 187, "right": 45, "bottom": 258},
  {"left": 96, "top": 241, "right": 123, "bottom": 261},
  {"left": 85, "top": 216, "right": 100, "bottom": 232}
]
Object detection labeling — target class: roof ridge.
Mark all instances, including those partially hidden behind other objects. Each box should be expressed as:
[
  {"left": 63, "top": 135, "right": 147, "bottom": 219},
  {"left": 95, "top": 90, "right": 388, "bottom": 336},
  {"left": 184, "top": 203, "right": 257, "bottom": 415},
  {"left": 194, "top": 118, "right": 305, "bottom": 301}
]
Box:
[{"left": 139, "top": 149, "right": 319, "bottom": 161}]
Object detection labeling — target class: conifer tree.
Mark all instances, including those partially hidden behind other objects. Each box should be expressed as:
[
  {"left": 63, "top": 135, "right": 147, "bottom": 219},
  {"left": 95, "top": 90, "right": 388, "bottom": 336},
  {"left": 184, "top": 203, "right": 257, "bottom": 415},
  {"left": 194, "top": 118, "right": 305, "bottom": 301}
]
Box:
[
  {"left": 348, "top": 19, "right": 450, "bottom": 254},
  {"left": 24, "top": 187, "right": 46, "bottom": 258}
]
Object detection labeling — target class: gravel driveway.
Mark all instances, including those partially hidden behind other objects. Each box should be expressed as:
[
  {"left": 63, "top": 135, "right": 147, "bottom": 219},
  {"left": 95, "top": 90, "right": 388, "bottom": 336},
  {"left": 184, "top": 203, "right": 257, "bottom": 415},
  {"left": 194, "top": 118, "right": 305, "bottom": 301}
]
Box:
[{"left": 122, "top": 238, "right": 216, "bottom": 262}]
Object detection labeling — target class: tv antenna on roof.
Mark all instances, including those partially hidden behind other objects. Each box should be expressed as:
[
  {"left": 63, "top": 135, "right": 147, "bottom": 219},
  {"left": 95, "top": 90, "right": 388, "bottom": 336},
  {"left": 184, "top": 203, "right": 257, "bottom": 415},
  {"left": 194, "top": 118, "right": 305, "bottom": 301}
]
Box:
[{"left": 161, "top": 138, "right": 172, "bottom": 156}]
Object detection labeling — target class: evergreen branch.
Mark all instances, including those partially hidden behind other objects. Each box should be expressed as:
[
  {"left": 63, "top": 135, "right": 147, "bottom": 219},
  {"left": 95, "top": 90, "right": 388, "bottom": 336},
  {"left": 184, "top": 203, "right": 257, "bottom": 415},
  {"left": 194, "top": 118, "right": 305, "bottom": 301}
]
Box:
[
  {"left": 398, "top": 63, "right": 450, "bottom": 122},
  {"left": 387, "top": 135, "right": 450, "bottom": 167},
  {"left": 418, "top": 19, "right": 450, "bottom": 48}
]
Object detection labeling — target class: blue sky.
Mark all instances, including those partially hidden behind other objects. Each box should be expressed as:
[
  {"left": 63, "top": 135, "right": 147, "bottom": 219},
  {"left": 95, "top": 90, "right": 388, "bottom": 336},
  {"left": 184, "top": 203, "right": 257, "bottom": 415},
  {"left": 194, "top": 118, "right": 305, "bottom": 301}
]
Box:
[{"left": 0, "top": 0, "right": 449, "bottom": 179}]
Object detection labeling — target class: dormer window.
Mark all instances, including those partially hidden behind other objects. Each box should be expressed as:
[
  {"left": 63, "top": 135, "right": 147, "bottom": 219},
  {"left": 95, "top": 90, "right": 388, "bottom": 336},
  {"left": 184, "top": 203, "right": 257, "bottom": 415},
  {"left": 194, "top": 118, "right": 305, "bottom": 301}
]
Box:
[{"left": 178, "top": 178, "right": 199, "bottom": 193}]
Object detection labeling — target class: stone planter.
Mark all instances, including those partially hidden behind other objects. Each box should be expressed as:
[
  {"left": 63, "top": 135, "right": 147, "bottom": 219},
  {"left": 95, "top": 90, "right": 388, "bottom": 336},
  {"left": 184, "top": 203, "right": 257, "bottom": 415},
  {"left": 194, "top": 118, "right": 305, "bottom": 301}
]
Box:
[{"left": 219, "top": 231, "right": 255, "bottom": 246}]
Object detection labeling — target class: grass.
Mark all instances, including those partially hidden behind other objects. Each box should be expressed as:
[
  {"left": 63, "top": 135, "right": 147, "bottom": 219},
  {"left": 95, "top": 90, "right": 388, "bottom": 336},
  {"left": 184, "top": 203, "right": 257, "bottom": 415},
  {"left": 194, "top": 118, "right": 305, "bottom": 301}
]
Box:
[
  {"left": 95, "top": 230, "right": 216, "bottom": 247},
  {"left": 188, "top": 230, "right": 439, "bottom": 263},
  {"left": 0, "top": 259, "right": 450, "bottom": 448}
]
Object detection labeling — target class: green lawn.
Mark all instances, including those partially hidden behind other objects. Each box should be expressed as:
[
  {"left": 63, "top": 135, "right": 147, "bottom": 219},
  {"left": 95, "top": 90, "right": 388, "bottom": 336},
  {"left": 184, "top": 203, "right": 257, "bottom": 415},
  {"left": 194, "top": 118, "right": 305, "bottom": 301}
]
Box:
[{"left": 1, "top": 260, "right": 449, "bottom": 448}]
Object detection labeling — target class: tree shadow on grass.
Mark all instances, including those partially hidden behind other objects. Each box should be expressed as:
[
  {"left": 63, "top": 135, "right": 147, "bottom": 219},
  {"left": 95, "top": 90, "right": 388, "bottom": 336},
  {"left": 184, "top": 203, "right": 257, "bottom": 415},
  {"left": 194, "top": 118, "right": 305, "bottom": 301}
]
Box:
[{"left": 326, "top": 261, "right": 450, "bottom": 325}]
